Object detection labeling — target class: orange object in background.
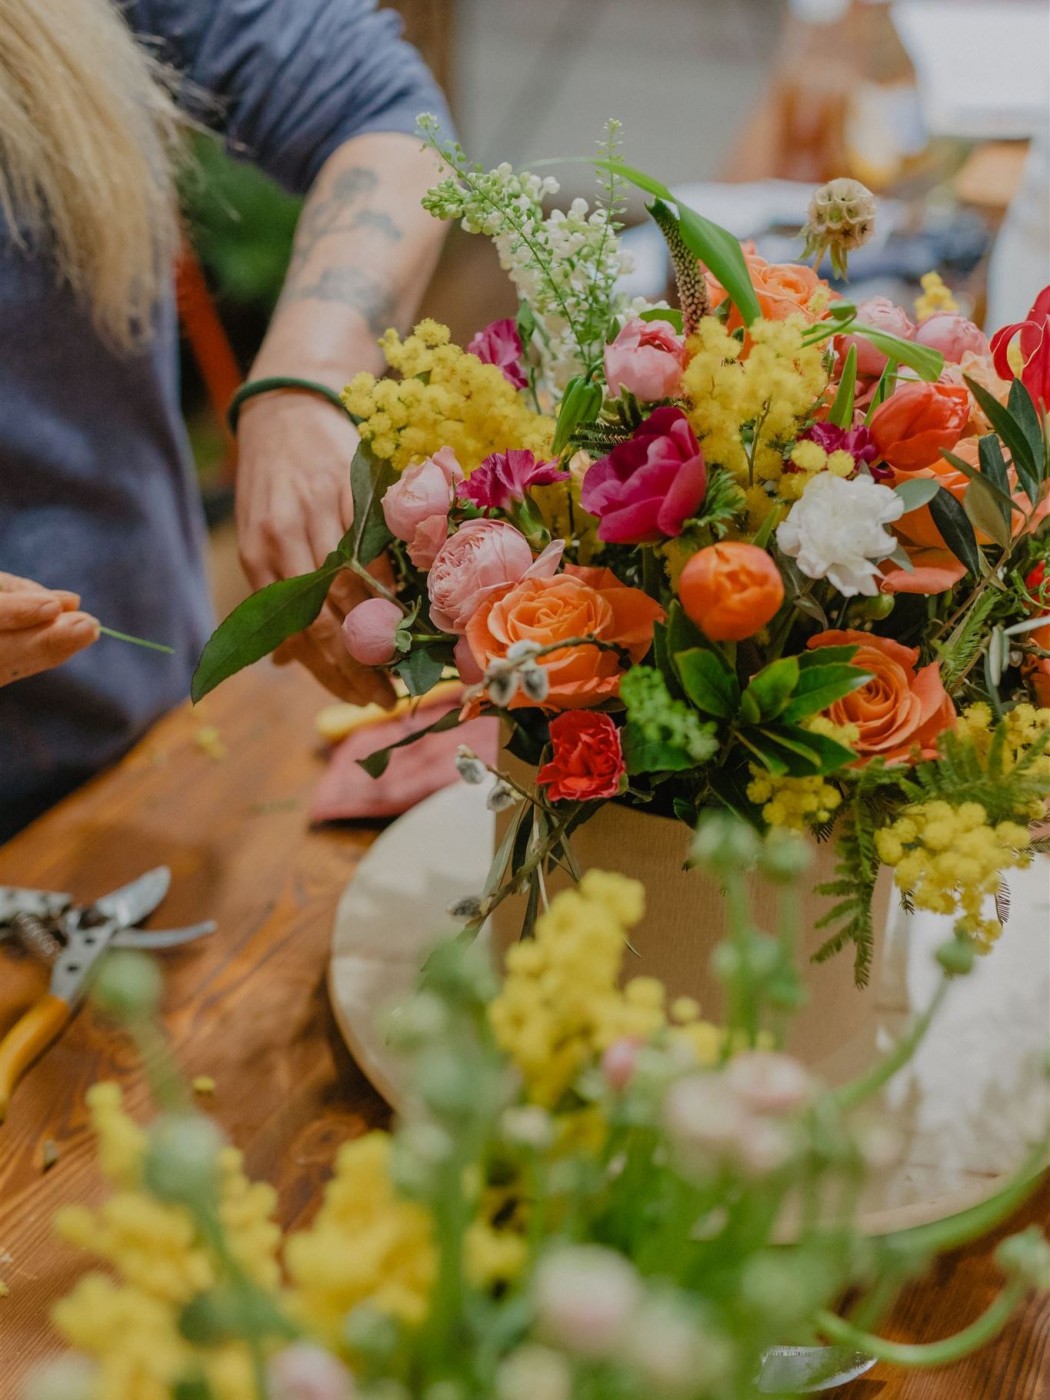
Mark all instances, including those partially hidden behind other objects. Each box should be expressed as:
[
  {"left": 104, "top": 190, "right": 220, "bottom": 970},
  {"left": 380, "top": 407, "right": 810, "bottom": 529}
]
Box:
[{"left": 174, "top": 238, "right": 243, "bottom": 478}]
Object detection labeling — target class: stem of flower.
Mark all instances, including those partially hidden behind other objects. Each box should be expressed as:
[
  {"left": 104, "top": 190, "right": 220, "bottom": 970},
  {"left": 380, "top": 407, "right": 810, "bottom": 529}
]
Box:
[
  {"left": 343, "top": 557, "right": 399, "bottom": 605},
  {"left": 832, "top": 978, "right": 948, "bottom": 1111}
]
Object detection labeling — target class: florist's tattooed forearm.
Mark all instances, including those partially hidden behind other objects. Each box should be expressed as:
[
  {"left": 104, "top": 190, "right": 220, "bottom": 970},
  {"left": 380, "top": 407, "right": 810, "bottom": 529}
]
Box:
[
  {"left": 279, "top": 266, "right": 399, "bottom": 337},
  {"left": 282, "top": 164, "right": 404, "bottom": 305}
]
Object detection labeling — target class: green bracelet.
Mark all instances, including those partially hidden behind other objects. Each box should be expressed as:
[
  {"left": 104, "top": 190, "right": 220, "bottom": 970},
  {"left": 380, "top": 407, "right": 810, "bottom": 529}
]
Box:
[{"left": 226, "top": 376, "right": 354, "bottom": 433}]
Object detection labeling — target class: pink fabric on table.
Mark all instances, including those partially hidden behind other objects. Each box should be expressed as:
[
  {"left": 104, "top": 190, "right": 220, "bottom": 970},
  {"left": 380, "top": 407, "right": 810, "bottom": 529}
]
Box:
[{"left": 311, "top": 706, "right": 500, "bottom": 823}]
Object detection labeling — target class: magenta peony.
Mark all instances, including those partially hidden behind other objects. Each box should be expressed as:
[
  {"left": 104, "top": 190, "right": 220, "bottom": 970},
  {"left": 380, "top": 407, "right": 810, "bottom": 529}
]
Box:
[
  {"left": 459, "top": 449, "right": 570, "bottom": 511},
  {"left": 580, "top": 406, "right": 706, "bottom": 544},
  {"left": 427, "top": 519, "right": 563, "bottom": 634}
]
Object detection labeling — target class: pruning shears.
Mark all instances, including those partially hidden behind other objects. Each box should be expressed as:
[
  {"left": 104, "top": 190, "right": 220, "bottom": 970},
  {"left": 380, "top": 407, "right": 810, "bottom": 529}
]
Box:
[{"left": 0, "top": 867, "right": 215, "bottom": 1120}]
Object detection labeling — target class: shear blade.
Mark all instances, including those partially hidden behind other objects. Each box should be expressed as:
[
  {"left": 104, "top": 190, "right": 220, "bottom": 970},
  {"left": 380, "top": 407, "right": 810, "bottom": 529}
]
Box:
[{"left": 110, "top": 921, "right": 216, "bottom": 950}]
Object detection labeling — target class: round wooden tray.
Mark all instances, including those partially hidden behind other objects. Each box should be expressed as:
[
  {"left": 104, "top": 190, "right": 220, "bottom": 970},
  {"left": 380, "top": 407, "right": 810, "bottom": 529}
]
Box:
[{"left": 329, "top": 784, "right": 1049, "bottom": 1232}]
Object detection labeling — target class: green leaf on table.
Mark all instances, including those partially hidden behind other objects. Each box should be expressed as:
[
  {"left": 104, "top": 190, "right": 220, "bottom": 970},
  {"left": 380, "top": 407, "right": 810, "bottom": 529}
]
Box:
[
  {"left": 349, "top": 441, "right": 397, "bottom": 565},
  {"left": 191, "top": 552, "right": 344, "bottom": 701},
  {"left": 781, "top": 662, "right": 872, "bottom": 723},
  {"left": 394, "top": 645, "right": 449, "bottom": 697},
  {"left": 828, "top": 344, "right": 857, "bottom": 428},
  {"left": 593, "top": 159, "right": 761, "bottom": 325},
  {"left": 852, "top": 326, "right": 943, "bottom": 381},
  {"left": 740, "top": 656, "right": 799, "bottom": 722},
  {"left": 622, "top": 722, "right": 696, "bottom": 775},
  {"left": 929, "top": 486, "right": 981, "bottom": 575},
  {"left": 357, "top": 705, "right": 463, "bottom": 780},
  {"left": 893, "top": 477, "right": 941, "bottom": 512},
  {"left": 964, "top": 376, "right": 1039, "bottom": 502},
  {"left": 675, "top": 646, "right": 739, "bottom": 718}
]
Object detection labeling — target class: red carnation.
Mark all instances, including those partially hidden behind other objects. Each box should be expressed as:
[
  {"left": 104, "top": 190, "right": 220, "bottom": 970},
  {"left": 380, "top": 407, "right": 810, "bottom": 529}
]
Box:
[{"left": 537, "top": 711, "right": 626, "bottom": 803}]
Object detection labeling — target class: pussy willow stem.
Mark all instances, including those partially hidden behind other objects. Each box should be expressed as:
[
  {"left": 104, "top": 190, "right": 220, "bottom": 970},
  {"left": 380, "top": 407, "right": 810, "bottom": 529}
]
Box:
[
  {"left": 467, "top": 805, "right": 581, "bottom": 934},
  {"left": 816, "top": 1277, "right": 1027, "bottom": 1367}
]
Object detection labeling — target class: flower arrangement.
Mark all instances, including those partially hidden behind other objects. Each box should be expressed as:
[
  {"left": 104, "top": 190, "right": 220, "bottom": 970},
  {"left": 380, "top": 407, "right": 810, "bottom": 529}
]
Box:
[
  {"left": 31, "top": 822, "right": 1050, "bottom": 1400},
  {"left": 194, "top": 124, "right": 1050, "bottom": 980}
]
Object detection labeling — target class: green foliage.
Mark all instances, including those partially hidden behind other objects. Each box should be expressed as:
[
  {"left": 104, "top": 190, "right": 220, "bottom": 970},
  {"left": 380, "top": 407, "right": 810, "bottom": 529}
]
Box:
[
  {"left": 620, "top": 666, "right": 718, "bottom": 773},
  {"left": 686, "top": 467, "right": 746, "bottom": 541}
]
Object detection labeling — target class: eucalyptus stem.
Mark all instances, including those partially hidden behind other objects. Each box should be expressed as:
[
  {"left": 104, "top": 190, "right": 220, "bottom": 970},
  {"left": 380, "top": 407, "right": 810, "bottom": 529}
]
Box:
[{"left": 816, "top": 1278, "right": 1027, "bottom": 1367}]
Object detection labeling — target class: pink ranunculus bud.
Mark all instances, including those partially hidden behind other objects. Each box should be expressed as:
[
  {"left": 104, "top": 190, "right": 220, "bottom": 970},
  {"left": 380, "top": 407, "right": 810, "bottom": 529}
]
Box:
[
  {"left": 533, "top": 1246, "right": 641, "bottom": 1360},
  {"left": 454, "top": 635, "right": 485, "bottom": 685},
  {"left": 600, "top": 1037, "right": 642, "bottom": 1092},
  {"left": 267, "top": 1343, "right": 355, "bottom": 1400},
  {"left": 466, "top": 318, "right": 528, "bottom": 390},
  {"left": 580, "top": 405, "right": 706, "bottom": 544},
  {"left": 381, "top": 446, "right": 463, "bottom": 569},
  {"left": 914, "top": 312, "right": 990, "bottom": 364},
  {"left": 427, "top": 518, "right": 563, "bottom": 635},
  {"left": 837, "top": 296, "right": 916, "bottom": 378},
  {"left": 341, "top": 597, "right": 404, "bottom": 667},
  {"left": 604, "top": 316, "right": 686, "bottom": 402}
]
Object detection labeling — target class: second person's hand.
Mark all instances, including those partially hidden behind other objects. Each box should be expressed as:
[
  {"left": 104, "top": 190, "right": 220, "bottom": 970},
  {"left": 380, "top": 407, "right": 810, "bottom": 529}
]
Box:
[{"left": 0, "top": 573, "right": 100, "bottom": 686}]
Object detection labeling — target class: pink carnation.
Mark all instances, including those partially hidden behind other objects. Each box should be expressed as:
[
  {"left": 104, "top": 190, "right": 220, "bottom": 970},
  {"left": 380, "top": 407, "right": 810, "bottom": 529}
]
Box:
[
  {"left": 381, "top": 446, "right": 462, "bottom": 569},
  {"left": 466, "top": 318, "right": 528, "bottom": 390},
  {"left": 427, "top": 519, "right": 563, "bottom": 634},
  {"left": 914, "top": 313, "right": 990, "bottom": 363},
  {"left": 459, "top": 449, "right": 570, "bottom": 511},
  {"left": 604, "top": 317, "right": 686, "bottom": 401},
  {"left": 580, "top": 406, "right": 706, "bottom": 544}
]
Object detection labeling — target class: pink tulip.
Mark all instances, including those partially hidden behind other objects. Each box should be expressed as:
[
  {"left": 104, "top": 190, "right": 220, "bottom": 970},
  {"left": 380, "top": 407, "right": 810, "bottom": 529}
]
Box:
[
  {"left": 341, "top": 597, "right": 404, "bottom": 666},
  {"left": 427, "top": 519, "right": 563, "bottom": 635},
  {"left": 381, "top": 446, "right": 463, "bottom": 569},
  {"left": 604, "top": 317, "right": 686, "bottom": 401},
  {"left": 914, "top": 313, "right": 990, "bottom": 363}
]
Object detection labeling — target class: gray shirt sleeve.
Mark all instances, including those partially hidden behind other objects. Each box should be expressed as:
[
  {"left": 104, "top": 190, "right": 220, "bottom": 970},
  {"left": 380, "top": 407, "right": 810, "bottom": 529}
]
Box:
[{"left": 130, "top": 0, "right": 453, "bottom": 193}]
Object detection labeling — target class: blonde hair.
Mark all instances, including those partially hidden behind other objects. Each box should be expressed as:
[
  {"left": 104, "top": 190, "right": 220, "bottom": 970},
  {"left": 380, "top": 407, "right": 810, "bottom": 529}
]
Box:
[{"left": 0, "top": 0, "right": 181, "bottom": 349}]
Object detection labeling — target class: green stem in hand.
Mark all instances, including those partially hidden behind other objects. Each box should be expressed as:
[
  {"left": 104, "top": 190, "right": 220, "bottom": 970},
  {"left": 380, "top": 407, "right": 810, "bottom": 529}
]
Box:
[{"left": 98, "top": 626, "right": 174, "bottom": 654}]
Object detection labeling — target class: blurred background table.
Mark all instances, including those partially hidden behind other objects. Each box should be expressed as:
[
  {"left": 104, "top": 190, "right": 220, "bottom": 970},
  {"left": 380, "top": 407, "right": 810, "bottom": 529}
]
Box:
[{"left": 1, "top": 662, "right": 1047, "bottom": 1398}]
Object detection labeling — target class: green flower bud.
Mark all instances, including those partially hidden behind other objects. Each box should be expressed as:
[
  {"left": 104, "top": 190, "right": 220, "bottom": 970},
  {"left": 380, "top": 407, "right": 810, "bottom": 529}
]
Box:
[
  {"left": 692, "top": 814, "right": 760, "bottom": 874},
  {"left": 997, "top": 1227, "right": 1050, "bottom": 1289},
  {"left": 91, "top": 949, "right": 162, "bottom": 1021},
  {"left": 936, "top": 937, "right": 976, "bottom": 976},
  {"left": 143, "top": 1113, "right": 223, "bottom": 1207},
  {"left": 758, "top": 831, "right": 813, "bottom": 883},
  {"left": 343, "top": 1303, "right": 400, "bottom": 1361}
]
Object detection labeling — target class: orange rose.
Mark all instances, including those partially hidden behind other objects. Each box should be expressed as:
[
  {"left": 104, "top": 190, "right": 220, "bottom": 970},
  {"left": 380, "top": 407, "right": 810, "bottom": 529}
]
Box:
[
  {"left": 808, "top": 629, "right": 955, "bottom": 765},
  {"left": 465, "top": 565, "right": 664, "bottom": 710},
  {"left": 678, "top": 542, "right": 784, "bottom": 642},
  {"left": 705, "top": 248, "right": 831, "bottom": 334},
  {"left": 869, "top": 381, "right": 970, "bottom": 472}
]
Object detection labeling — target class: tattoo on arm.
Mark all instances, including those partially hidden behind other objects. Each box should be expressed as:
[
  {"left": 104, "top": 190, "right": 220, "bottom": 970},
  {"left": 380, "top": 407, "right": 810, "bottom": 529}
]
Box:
[{"left": 278, "top": 164, "right": 404, "bottom": 328}]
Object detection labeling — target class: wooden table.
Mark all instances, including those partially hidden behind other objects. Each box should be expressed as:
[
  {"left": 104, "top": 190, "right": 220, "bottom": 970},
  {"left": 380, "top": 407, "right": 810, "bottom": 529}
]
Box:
[{"left": 1, "top": 662, "right": 1046, "bottom": 1398}]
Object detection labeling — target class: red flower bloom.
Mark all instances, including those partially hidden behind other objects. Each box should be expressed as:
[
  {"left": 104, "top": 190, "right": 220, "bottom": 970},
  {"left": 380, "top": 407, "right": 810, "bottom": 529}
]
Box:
[
  {"left": 990, "top": 287, "right": 1050, "bottom": 411},
  {"left": 868, "top": 381, "right": 970, "bottom": 472},
  {"left": 537, "top": 711, "right": 626, "bottom": 802},
  {"left": 581, "top": 406, "right": 707, "bottom": 544}
]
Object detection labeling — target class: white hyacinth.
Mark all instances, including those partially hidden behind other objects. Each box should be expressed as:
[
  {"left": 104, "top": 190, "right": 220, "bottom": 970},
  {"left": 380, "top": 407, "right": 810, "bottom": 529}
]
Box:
[{"left": 776, "top": 472, "right": 904, "bottom": 597}]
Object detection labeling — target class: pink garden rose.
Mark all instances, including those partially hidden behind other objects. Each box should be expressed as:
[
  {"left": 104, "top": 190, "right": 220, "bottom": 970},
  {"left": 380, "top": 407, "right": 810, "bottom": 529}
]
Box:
[
  {"left": 466, "top": 318, "right": 528, "bottom": 390},
  {"left": 836, "top": 297, "right": 916, "bottom": 378},
  {"left": 427, "top": 519, "right": 563, "bottom": 634},
  {"left": 381, "top": 446, "right": 463, "bottom": 569},
  {"left": 604, "top": 317, "right": 686, "bottom": 401},
  {"left": 459, "top": 449, "right": 570, "bottom": 511},
  {"left": 580, "top": 406, "right": 707, "bottom": 544},
  {"left": 342, "top": 597, "right": 404, "bottom": 667},
  {"left": 914, "top": 313, "right": 990, "bottom": 363}
]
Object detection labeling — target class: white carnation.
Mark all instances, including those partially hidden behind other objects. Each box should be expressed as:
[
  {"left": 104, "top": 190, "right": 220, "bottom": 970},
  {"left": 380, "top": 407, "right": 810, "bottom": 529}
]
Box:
[{"left": 776, "top": 472, "right": 904, "bottom": 596}]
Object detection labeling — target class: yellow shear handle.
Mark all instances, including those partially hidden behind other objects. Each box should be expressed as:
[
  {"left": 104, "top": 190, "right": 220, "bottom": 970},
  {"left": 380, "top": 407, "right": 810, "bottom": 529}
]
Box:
[{"left": 0, "top": 993, "right": 71, "bottom": 1123}]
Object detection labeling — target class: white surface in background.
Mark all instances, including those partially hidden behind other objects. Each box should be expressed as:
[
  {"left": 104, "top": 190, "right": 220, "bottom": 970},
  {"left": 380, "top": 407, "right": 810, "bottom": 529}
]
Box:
[{"left": 892, "top": 1, "right": 1050, "bottom": 139}]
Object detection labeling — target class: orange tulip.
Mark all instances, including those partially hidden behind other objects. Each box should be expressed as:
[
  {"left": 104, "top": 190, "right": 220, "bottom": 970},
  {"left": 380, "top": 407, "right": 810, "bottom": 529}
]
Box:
[
  {"left": 678, "top": 543, "right": 784, "bottom": 642},
  {"left": 869, "top": 381, "right": 970, "bottom": 472}
]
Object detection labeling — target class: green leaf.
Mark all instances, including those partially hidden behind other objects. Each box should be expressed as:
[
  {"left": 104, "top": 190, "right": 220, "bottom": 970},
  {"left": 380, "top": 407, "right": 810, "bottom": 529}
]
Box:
[
  {"left": 1007, "top": 377, "right": 1045, "bottom": 468},
  {"left": 349, "top": 442, "right": 397, "bottom": 565},
  {"left": 675, "top": 647, "right": 739, "bottom": 718},
  {"left": 829, "top": 344, "right": 857, "bottom": 428},
  {"left": 963, "top": 478, "right": 1013, "bottom": 551},
  {"left": 665, "top": 600, "right": 707, "bottom": 656},
  {"left": 798, "top": 644, "right": 859, "bottom": 670},
  {"left": 639, "top": 306, "right": 684, "bottom": 332},
  {"left": 893, "top": 477, "right": 941, "bottom": 512},
  {"left": 852, "top": 326, "right": 943, "bottom": 381},
  {"left": 357, "top": 706, "right": 463, "bottom": 779},
  {"left": 741, "top": 656, "right": 799, "bottom": 721},
  {"left": 929, "top": 487, "right": 981, "bottom": 575},
  {"left": 191, "top": 553, "right": 343, "bottom": 701},
  {"left": 766, "top": 723, "right": 857, "bottom": 775},
  {"left": 864, "top": 358, "right": 898, "bottom": 423},
  {"left": 977, "top": 433, "right": 1011, "bottom": 498},
  {"left": 942, "top": 448, "right": 1017, "bottom": 526},
  {"left": 553, "top": 376, "right": 602, "bottom": 455},
  {"left": 394, "top": 646, "right": 448, "bottom": 697},
  {"left": 593, "top": 159, "right": 761, "bottom": 325},
  {"left": 964, "top": 375, "right": 1039, "bottom": 501},
  {"left": 621, "top": 722, "right": 696, "bottom": 774},
  {"left": 781, "top": 662, "right": 872, "bottom": 723}
]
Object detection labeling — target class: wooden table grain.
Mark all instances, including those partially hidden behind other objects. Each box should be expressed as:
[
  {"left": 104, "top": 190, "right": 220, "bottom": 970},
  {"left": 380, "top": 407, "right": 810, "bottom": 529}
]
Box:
[{"left": 0, "top": 662, "right": 1046, "bottom": 1398}]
